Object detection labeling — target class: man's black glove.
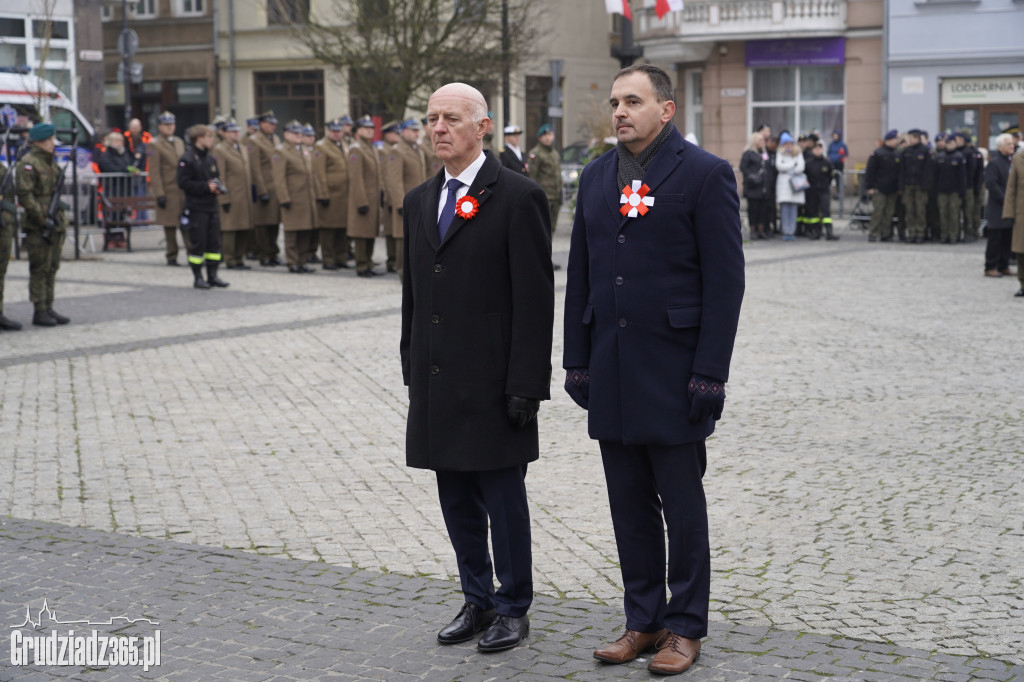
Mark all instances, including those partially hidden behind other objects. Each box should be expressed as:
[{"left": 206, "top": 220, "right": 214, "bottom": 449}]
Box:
[
  {"left": 41, "top": 218, "right": 55, "bottom": 245},
  {"left": 357, "top": 205, "right": 369, "bottom": 215},
  {"left": 318, "top": 198, "right": 330, "bottom": 207},
  {"left": 688, "top": 374, "right": 726, "bottom": 423},
  {"left": 397, "top": 206, "right": 403, "bottom": 216},
  {"left": 380, "top": 190, "right": 386, "bottom": 207},
  {"left": 156, "top": 196, "right": 167, "bottom": 209},
  {"left": 506, "top": 396, "right": 540, "bottom": 429},
  {"left": 222, "top": 203, "right": 231, "bottom": 213},
  {"left": 280, "top": 201, "right": 291, "bottom": 210},
  {"left": 564, "top": 368, "right": 590, "bottom": 410},
  {"left": 259, "top": 193, "right": 270, "bottom": 203}
]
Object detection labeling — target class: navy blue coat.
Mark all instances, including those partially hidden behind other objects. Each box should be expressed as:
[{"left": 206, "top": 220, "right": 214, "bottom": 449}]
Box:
[{"left": 563, "top": 127, "right": 744, "bottom": 445}]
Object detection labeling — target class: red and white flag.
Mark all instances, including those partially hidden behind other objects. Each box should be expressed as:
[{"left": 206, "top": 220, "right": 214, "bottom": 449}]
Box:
[
  {"left": 655, "top": 0, "right": 684, "bottom": 18},
  {"left": 605, "top": 0, "right": 632, "bottom": 21}
]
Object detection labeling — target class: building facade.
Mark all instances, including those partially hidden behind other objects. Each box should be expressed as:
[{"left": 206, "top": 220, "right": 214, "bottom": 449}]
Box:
[
  {"left": 0, "top": 0, "right": 80, "bottom": 103},
  {"left": 886, "top": 0, "right": 1024, "bottom": 151}
]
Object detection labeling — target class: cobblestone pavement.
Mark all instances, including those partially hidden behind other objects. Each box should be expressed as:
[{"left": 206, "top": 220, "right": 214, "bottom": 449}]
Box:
[{"left": 1, "top": 220, "right": 1022, "bottom": 680}]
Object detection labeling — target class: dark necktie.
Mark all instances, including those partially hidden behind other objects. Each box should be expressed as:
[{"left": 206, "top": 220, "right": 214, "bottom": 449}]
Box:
[{"left": 438, "top": 178, "right": 464, "bottom": 241}]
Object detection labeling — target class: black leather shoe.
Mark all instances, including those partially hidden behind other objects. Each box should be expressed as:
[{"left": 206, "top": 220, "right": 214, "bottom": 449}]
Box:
[
  {"left": 166, "top": 260, "right": 180, "bottom": 266},
  {"left": 47, "top": 309, "right": 70, "bottom": 325},
  {"left": 437, "top": 603, "right": 496, "bottom": 645},
  {"left": 32, "top": 310, "right": 57, "bottom": 327},
  {"left": 0, "top": 314, "right": 22, "bottom": 331},
  {"left": 356, "top": 269, "right": 378, "bottom": 278},
  {"left": 477, "top": 614, "right": 529, "bottom": 652},
  {"left": 321, "top": 263, "right": 339, "bottom": 271},
  {"left": 299, "top": 265, "right": 314, "bottom": 273},
  {"left": 288, "top": 265, "right": 305, "bottom": 273},
  {"left": 1015, "top": 289, "right": 1024, "bottom": 298},
  {"left": 269, "top": 257, "right": 284, "bottom": 266},
  {"left": 194, "top": 278, "right": 211, "bottom": 289},
  {"left": 307, "top": 255, "right": 321, "bottom": 264},
  {"left": 208, "top": 277, "right": 229, "bottom": 288}
]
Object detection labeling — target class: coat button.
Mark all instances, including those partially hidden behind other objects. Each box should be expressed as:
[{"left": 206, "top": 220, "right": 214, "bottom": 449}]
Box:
[
  {"left": 431, "top": 314, "right": 440, "bottom": 323},
  {"left": 618, "top": 318, "right": 627, "bottom": 327},
  {"left": 615, "top": 276, "right": 623, "bottom": 285},
  {"left": 617, "top": 235, "right": 626, "bottom": 244},
  {"left": 433, "top": 264, "right": 443, "bottom": 273},
  {"left": 430, "top": 365, "right": 440, "bottom": 374}
]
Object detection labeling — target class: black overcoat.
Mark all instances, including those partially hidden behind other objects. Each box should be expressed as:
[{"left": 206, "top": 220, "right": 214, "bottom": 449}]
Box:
[
  {"left": 563, "top": 127, "right": 745, "bottom": 445},
  {"left": 984, "top": 151, "right": 1012, "bottom": 230},
  {"left": 401, "top": 152, "right": 554, "bottom": 471}
]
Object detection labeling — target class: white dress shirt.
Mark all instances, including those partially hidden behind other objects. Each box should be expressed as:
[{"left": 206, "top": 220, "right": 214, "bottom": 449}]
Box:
[{"left": 437, "top": 150, "right": 487, "bottom": 220}]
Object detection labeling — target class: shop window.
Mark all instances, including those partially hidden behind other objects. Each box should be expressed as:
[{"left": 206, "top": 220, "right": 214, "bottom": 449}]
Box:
[{"left": 750, "top": 66, "right": 844, "bottom": 138}]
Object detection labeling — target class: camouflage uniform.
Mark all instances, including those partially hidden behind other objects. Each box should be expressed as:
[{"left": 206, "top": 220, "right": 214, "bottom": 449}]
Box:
[
  {"left": 1, "top": 164, "right": 17, "bottom": 324},
  {"left": 528, "top": 142, "right": 562, "bottom": 234},
  {"left": 16, "top": 145, "right": 66, "bottom": 317}
]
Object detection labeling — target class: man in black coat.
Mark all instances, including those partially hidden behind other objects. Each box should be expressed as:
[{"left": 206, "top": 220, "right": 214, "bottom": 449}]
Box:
[
  {"left": 498, "top": 125, "right": 529, "bottom": 175},
  {"left": 400, "top": 82, "right": 554, "bottom": 653},
  {"left": 983, "top": 133, "right": 1016, "bottom": 277},
  {"left": 563, "top": 64, "right": 744, "bottom": 675}
]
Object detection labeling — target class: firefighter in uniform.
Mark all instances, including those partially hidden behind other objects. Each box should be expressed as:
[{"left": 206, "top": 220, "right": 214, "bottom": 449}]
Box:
[
  {"left": 864, "top": 129, "right": 901, "bottom": 242},
  {"left": 312, "top": 117, "right": 350, "bottom": 270},
  {"left": 499, "top": 124, "right": 529, "bottom": 175},
  {"left": 17, "top": 123, "right": 70, "bottom": 326},
  {"left": 383, "top": 118, "right": 427, "bottom": 278},
  {"left": 1, "top": 161, "right": 21, "bottom": 330},
  {"left": 933, "top": 133, "right": 967, "bottom": 244},
  {"left": 528, "top": 123, "right": 562, "bottom": 235},
  {"left": 804, "top": 140, "right": 836, "bottom": 240},
  {"left": 271, "top": 120, "right": 316, "bottom": 273},
  {"left": 900, "top": 128, "right": 931, "bottom": 244},
  {"left": 177, "top": 124, "right": 228, "bottom": 289},
  {"left": 954, "top": 131, "right": 984, "bottom": 242},
  {"left": 148, "top": 111, "right": 187, "bottom": 265},
  {"left": 212, "top": 119, "right": 255, "bottom": 269},
  {"left": 249, "top": 111, "right": 283, "bottom": 266},
  {"left": 347, "top": 115, "right": 382, "bottom": 277}
]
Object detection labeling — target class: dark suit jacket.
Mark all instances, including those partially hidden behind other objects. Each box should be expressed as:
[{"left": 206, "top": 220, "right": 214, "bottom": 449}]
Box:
[
  {"left": 401, "top": 152, "right": 554, "bottom": 471},
  {"left": 563, "top": 126, "right": 745, "bottom": 445},
  {"left": 984, "top": 151, "right": 1012, "bottom": 230},
  {"left": 499, "top": 147, "right": 529, "bottom": 176}
]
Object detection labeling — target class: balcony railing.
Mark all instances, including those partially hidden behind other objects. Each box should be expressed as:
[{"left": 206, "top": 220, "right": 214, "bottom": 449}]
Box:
[{"left": 634, "top": 0, "right": 846, "bottom": 41}]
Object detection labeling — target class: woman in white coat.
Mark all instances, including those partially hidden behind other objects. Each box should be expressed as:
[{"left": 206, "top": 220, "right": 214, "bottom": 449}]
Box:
[{"left": 775, "top": 132, "right": 805, "bottom": 241}]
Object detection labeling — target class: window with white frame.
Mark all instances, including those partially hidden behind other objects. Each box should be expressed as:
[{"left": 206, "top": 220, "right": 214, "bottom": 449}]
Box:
[
  {"left": 174, "top": 0, "right": 205, "bottom": 16},
  {"left": 0, "top": 15, "right": 76, "bottom": 106},
  {"left": 101, "top": 5, "right": 112, "bottom": 21},
  {"left": 132, "top": 0, "right": 157, "bottom": 19},
  {"left": 749, "top": 66, "right": 844, "bottom": 138}
]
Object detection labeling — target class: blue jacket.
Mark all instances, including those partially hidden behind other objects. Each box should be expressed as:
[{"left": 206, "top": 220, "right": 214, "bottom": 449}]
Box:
[
  {"left": 827, "top": 139, "right": 848, "bottom": 166},
  {"left": 563, "top": 127, "right": 745, "bottom": 445}
]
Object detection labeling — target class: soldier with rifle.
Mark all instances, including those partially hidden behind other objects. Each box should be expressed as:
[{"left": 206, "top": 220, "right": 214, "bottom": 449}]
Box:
[
  {"left": 0, "top": 126, "right": 26, "bottom": 330},
  {"left": 16, "top": 122, "right": 70, "bottom": 327}
]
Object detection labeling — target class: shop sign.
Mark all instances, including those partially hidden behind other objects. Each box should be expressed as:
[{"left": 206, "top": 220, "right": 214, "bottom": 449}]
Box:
[
  {"left": 940, "top": 77, "right": 1024, "bottom": 105},
  {"left": 745, "top": 38, "right": 845, "bottom": 67}
]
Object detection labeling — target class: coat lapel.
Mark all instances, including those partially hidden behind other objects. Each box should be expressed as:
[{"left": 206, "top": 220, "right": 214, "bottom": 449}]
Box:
[
  {"left": 612, "top": 126, "right": 687, "bottom": 230},
  {"left": 439, "top": 153, "right": 500, "bottom": 248},
  {"left": 421, "top": 169, "right": 445, "bottom": 252}
]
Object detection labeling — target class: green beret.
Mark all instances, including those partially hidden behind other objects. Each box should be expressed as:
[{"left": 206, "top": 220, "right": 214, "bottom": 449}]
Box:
[
  {"left": 29, "top": 122, "right": 56, "bottom": 141},
  {"left": 537, "top": 123, "right": 553, "bottom": 136}
]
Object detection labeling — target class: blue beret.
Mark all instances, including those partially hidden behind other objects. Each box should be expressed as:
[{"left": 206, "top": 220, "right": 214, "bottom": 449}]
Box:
[
  {"left": 883, "top": 129, "right": 899, "bottom": 141},
  {"left": 356, "top": 115, "right": 374, "bottom": 129},
  {"left": 907, "top": 128, "right": 925, "bottom": 136},
  {"left": 29, "top": 122, "right": 55, "bottom": 141},
  {"left": 945, "top": 133, "right": 958, "bottom": 143},
  {"left": 537, "top": 123, "right": 553, "bottom": 136}
]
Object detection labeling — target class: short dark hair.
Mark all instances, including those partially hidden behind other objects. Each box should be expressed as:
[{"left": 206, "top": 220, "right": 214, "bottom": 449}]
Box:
[{"left": 613, "top": 64, "right": 674, "bottom": 103}]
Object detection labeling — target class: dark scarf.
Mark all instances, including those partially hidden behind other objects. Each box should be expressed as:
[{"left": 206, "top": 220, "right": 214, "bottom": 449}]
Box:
[{"left": 617, "top": 122, "right": 676, "bottom": 193}]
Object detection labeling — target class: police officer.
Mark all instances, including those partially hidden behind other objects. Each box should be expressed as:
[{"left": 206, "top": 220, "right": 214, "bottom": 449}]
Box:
[
  {"left": 212, "top": 119, "right": 255, "bottom": 270},
  {"left": 864, "top": 129, "right": 901, "bottom": 242},
  {"left": 900, "top": 128, "right": 931, "bottom": 244},
  {"left": 933, "top": 133, "right": 967, "bottom": 244},
  {"left": 313, "top": 118, "right": 350, "bottom": 270},
  {"left": 177, "top": 124, "right": 228, "bottom": 289},
  {"left": 954, "top": 131, "right": 984, "bottom": 242},
  {"left": 249, "top": 111, "right": 283, "bottom": 266},
  {"left": 16, "top": 122, "right": 70, "bottom": 326},
  {"left": 272, "top": 120, "right": 316, "bottom": 273},
  {"left": 528, "top": 124, "right": 561, "bottom": 231},
  {"left": 0, "top": 160, "right": 22, "bottom": 330},
  {"left": 383, "top": 118, "right": 427, "bottom": 278},
  {"left": 148, "top": 111, "right": 187, "bottom": 265},
  {"left": 499, "top": 125, "right": 528, "bottom": 175},
  {"left": 347, "top": 115, "right": 382, "bottom": 277}
]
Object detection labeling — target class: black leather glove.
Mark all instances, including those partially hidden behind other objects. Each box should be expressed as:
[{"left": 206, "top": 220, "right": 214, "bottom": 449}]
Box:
[
  {"left": 397, "top": 206, "right": 403, "bottom": 216},
  {"left": 380, "top": 190, "right": 386, "bottom": 207},
  {"left": 688, "top": 374, "right": 726, "bottom": 423},
  {"left": 318, "top": 198, "right": 330, "bottom": 207},
  {"left": 156, "top": 196, "right": 167, "bottom": 209},
  {"left": 280, "top": 201, "right": 291, "bottom": 210},
  {"left": 564, "top": 368, "right": 590, "bottom": 410},
  {"left": 506, "top": 396, "right": 540, "bottom": 429},
  {"left": 357, "top": 205, "right": 369, "bottom": 215},
  {"left": 259, "top": 193, "right": 270, "bottom": 203},
  {"left": 222, "top": 203, "right": 231, "bottom": 213}
]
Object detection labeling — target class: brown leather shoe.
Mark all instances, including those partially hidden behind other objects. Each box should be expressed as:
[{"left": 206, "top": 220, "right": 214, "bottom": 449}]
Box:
[
  {"left": 984, "top": 270, "right": 1002, "bottom": 277},
  {"left": 1000, "top": 268, "right": 1016, "bottom": 276},
  {"left": 648, "top": 632, "right": 701, "bottom": 675},
  {"left": 593, "top": 628, "right": 667, "bottom": 664}
]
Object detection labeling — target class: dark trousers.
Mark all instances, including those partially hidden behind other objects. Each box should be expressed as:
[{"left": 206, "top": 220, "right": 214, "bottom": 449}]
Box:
[
  {"left": 222, "top": 229, "right": 251, "bottom": 266},
  {"left": 600, "top": 440, "right": 709, "bottom": 639},
  {"left": 319, "top": 228, "right": 347, "bottom": 266},
  {"left": 746, "top": 197, "right": 769, "bottom": 233},
  {"left": 186, "top": 210, "right": 222, "bottom": 266},
  {"left": 435, "top": 464, "right": 532, "bottom": 618},
  {"left": 984, "top": 229, "right": 1013, "bottom": 271},
  {"left": 254, "top": 224, "right": 280, "bottom": 260},
  {"left": 284, "top": 229, "right": 311, "bottom": 267}
]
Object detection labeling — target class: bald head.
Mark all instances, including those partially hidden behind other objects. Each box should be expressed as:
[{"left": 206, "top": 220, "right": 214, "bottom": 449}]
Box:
[
  {"left": 429, "top": 83, "right": 488, "bottom": 124},
  {"left": 426, "top": 82, "right": 490, "bottom": 176}
]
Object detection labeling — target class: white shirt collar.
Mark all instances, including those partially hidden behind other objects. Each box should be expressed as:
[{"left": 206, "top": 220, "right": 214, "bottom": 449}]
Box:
[{"left": 442, "top": 150, "right": 487, "bottom": 191}]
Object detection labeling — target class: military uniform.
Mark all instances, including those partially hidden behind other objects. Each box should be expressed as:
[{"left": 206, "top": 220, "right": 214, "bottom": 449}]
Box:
[
  {"left": 900, "top": 132, "right": 931, "bottom": 243},
  {"left": 0, "top": 163, "right": 21, "bottom": 329},
  {"left": 346, "top": 117, "right": 383, "bottom": 276},
  {"left": 383, "top": 121, "right": 427, "bottom": 278},
  {"left": 499, "top": 125, "right": 529, "bottom": 176},
  {"left": 211, "top": 124, "right": 256, "bottom": 268},
  {"left": 272, "top": 121, "right": 316, "bottom": 272},
  {"left": 864, "top": 134, "right": 901, "bottom": 242},
  {"left": 932, "top": 137, "right": 966, "bottom": 244},
  {"left": 312, "top": 121, "right": 350, "bottom": 269},
  {"left": 147, "top": 117, "right": 187, "bottom": 264},
  {"left": 16, "top": 125, "right": 69, "bottom": 326},
  {"left": 528, "top": 132, "right": 562, "bottom": 234},
  {"left": 959, "top": 137, "right": 984, "bottom": 241},
  {"left": 248, "top": 112, "right": 283, "bottom": 265}
]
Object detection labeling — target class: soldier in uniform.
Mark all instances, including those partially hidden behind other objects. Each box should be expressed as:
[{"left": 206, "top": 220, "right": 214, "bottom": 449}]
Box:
[
  {"left": 528, "top": 123, "right": 562, "bottom": 233},
  {"left": 933, "top": 133, "right": 967, "bottom": 244},
  {"left": 177, "top": 124, "right": 228, "bottom": 289},
  {"left": 339, "top": 115, "right": 354, "bottom": 153},
  {"left": 347, "top": 115, "right": 382, "bottom": 277},
  {"left": 864, "top": 129, "right": 901, "bottom": 242},
  {"left": 313, "top": 117, "right": 350, "bottom": 270},
  {"left": 900, "top": 128, "right": 931, "bottom": 244},
  {"left": 271, "top": 120, "right": 316, "bottom": 273},
  {"left": 926, "top": 133, "right": 945, "bottom": 242},
  {"left": 380, "top": 120, "right": 404, "bottom": 273},
  {"left": 499, "top": 125, "right": 528, "bottom": 175},
  {"left": 0, "top": 160, "right": 22, "bottom": 330},
  {"left": 16, "top": 123, "right": 70, "bottom": 326},
  {"left": 383, "top": 118, "right": 427, "bottom": 278},
  {"left": 212, "top": 119, "right": 255, "bottom": 270},
  {"left": 300, "top": 123, "right": 321, "bottom": 264},
  {"left": 243, "top": 117, "right": 259, "bottom": 141},
  {"left": 954, "top": 131, "right": 984, "bottom": 242},
  {"left": 249, "top": 111, "right": 283, "bottom": 266},
  {"left": 148, "top": 111, "right": 187, "bottom": 265}
]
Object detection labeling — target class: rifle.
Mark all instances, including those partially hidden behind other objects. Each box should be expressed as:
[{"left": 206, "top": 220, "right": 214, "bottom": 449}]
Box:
[{"left": 42, "top": 160, "right": 68, "bottom": 245}]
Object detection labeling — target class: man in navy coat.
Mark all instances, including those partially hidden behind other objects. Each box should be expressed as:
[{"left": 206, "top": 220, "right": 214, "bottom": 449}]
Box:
[
  {"left": 401, "top": 83, "right": 554, "bottom": 652},
  {"left": 563, "top": 65, "right": 744, "bottom": 675}
]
